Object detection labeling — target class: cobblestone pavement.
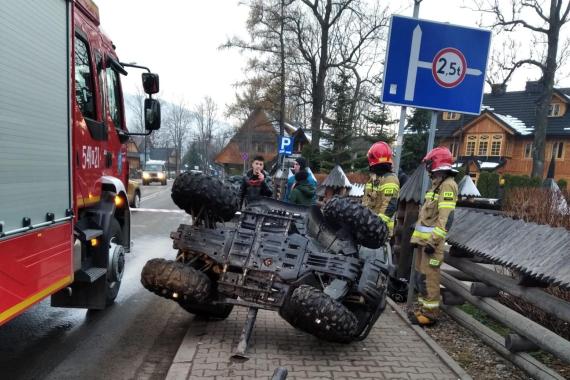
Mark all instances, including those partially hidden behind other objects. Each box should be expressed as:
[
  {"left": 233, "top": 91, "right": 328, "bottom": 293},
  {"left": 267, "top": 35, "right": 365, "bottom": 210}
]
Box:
[{"left": 166, "top": 303, "right": 462, "bottom": 380}]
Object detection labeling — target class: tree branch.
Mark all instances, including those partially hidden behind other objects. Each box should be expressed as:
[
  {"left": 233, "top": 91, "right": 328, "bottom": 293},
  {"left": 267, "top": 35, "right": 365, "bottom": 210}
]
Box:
[{"left": 521, "top": 0, "right": 550, "bottom": 23}]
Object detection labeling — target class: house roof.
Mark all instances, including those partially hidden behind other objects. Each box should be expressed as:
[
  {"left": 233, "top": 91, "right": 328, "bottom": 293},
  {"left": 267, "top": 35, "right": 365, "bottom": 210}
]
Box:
[
  {"left": 437, "top": 87, "right": 570, "bottom": 138},
  {"left": 321, "top": 165, "right": 352, "bottom": 189},
  {"left": 458, "top": 176, "right": 481, "bottom": 197},
  {"left": 215, "top": 108, "right": 307, "bottom": 166},
  {"left": 149, "top": 147, "right": 175, "bottom": 162}
]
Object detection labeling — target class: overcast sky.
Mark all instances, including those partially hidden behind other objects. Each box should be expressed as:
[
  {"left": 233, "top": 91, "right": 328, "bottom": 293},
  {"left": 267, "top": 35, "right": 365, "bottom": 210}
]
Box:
[{"left": 96, "top": 0, "right": 569, "bottom": 122}]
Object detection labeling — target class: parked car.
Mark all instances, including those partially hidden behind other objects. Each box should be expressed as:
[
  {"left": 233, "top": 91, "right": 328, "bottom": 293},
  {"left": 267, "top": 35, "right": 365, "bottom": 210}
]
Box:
[{"left": 127, "top": 180, "right": 141, "bottom": 208}]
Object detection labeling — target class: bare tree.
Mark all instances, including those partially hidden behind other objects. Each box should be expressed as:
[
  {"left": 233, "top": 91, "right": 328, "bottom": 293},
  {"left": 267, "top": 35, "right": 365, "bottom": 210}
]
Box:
[
  {"left": 212, "top": 126, "right": 235, "bottom": 157},
  {"left": 472, "top": 0, "right": 570, "bottom": 178},
  {"left": 164, "top": 99, "right": 193, "bottom": 174},
  {"left": 290, "top": 0, "right": 388, "bottom": 151},
  {"left": 195, "top": 96, "right": 218, "bottom": 173},
  {"left": 222, "top": 0, "right": 295, "bottom": 132}
]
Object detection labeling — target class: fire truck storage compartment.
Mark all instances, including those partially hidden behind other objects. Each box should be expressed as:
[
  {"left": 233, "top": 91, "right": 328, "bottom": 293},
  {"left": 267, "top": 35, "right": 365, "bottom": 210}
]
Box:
[{"left": 0, "top": 0, "right": 71, "bottom": 236}]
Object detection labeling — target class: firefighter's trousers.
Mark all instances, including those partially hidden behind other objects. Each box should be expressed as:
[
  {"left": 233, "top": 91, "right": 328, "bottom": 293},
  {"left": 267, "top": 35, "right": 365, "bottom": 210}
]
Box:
[{"left": 413, "top": 243, "right": 444, "bottom": 315}]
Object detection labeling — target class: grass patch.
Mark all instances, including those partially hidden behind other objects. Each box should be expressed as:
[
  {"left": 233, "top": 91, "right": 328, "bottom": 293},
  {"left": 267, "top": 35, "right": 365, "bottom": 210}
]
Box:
[{"left": 458, "top": 303, "right": 511, "bottom": 336}]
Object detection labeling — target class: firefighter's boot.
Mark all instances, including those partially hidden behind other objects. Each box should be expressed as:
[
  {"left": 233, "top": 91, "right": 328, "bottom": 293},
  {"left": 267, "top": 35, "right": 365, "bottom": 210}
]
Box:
[{"left": 413, "top": 309, "right": 438, "bottom": 326}]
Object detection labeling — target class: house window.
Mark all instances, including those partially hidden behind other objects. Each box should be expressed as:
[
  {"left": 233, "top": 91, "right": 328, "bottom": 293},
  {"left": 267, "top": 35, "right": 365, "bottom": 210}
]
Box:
[
  {"left": 443, "top": 112, "right": 461, "bottom": 121},
  {"left": 465, "top": 136, "right": 477, "bottom": 155},
  {"left": 469, "top": 172, "right": 479, "bottom": 185},
  {"left": 551, "top": 141, "right": 564, "bottom": 159},
  {"left": 490, "top": 135, "right": 502, "bottom": 156},
  {"left": 548, "top": 103, "right": 561, "bottom": 117},
  {"left": 449, "top": 142, "right": 459, "bottom": 157},
  {"left": 524, "top": 142, "right": 533, "bottom": 159},
  {"left": 478, "top": 135, "right": 490, "bottom": 156}
]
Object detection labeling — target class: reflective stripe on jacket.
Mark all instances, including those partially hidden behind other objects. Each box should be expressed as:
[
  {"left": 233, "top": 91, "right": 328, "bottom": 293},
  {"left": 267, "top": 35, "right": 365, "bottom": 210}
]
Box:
[
  {"left": 410, "top": 176, "right": 458, "bottom": 247},
  {"left": 362, "top": 172, "right": 400, "bottom": 234}
]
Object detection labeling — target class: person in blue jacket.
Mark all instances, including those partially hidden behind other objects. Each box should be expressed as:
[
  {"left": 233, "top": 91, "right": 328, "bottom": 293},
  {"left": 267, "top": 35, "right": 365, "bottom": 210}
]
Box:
[{"left": 284, "top": 157, "right": 317, "bottom": 204}]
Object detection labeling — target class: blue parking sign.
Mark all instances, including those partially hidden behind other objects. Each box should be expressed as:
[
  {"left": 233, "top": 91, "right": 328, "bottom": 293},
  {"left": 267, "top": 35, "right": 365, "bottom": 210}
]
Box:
[
  {"left": 278, "top": 136, "right": 294, "bottom": 155},
  {"left": 381, "top": 15, "right": 491, "bottom": 115}
]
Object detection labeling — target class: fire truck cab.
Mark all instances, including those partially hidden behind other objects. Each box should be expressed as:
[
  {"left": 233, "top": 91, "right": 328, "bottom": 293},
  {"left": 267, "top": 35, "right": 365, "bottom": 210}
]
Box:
[{"left": 0, "top": 0, "right": 160, "bottom": 325}]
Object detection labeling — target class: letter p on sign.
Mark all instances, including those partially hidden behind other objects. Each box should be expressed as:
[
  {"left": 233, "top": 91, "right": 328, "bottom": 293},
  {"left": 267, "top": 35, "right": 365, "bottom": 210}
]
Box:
[{"left": 278, "top": 136, "right": 294, "bottom": 155}]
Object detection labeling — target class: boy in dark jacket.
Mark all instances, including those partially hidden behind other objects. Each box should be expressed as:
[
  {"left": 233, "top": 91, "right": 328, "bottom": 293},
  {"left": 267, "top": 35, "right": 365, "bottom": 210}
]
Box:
[
  {"left": 288, "top": 170, "right": 315, "bottom": 206},
  {"left": 284, "top": 157, "right": 317, "bottom": 204},
  {"left": 239, "top": 155, "right": 273, "bottom": 208}
]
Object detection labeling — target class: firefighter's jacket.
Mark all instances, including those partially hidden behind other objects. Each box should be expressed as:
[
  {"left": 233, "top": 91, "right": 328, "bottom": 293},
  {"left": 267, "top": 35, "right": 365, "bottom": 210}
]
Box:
[
  {"left": 362, "top": 172, "right": 400, "bottom": 232},
  {"left": 411, "top": 176, "right": 458, "bottom": 249}
]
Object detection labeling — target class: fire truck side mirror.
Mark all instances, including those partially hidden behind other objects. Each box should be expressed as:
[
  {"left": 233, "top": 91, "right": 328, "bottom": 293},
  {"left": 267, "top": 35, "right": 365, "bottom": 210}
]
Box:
[
  {"left": 142, "top": 73, "right": 159, "bottom": 94},
  {"left": 144, "top": 98, "right": 161, "bottom": 131}
]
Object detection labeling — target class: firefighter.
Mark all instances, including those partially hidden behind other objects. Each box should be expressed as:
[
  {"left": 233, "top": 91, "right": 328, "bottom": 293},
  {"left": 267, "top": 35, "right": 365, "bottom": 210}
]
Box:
[
  {"left": 362, "top": 141, "right": 400, "bottom": 237},
  {"left": 410, "top": 146, "right": 458, "bottom": 326}
]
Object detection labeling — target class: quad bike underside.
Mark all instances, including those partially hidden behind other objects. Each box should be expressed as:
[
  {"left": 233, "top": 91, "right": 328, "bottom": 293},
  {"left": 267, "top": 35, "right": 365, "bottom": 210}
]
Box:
[{"left": 141, "top": 172, "right": 390, "bottom": 352}]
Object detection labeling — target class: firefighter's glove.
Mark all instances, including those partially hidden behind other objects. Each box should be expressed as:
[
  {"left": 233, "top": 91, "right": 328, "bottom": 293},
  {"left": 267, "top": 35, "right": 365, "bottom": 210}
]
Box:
[{"left": 424, "top": 244, "right": 436, "bottom": 255}]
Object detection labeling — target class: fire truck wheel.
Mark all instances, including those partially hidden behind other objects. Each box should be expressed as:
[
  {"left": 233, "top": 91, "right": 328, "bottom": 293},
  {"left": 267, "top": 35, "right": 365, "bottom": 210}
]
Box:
[
  {"left": 140, "top": 258, "right": 212, "bottom": 303},
  {"left": 279, "top": 285, "right": 358, "bottom": 343},
  {"left": 177, "top": 300, "right": 234, "bottom": 320},
  {"left": 322, "top": 197, "right": 388, "bottom": 249},
  {"left": 171, "top": 172, "right": 239, "bottom": 221},
  {"left": 105, "top": 218, "right": 125, "bottom": 305}
]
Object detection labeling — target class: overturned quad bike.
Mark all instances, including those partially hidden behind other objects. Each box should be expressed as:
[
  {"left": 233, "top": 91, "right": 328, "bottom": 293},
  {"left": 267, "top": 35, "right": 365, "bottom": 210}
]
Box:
[{"left": 141, "top": 172, "right": 393, "bottom": 345}]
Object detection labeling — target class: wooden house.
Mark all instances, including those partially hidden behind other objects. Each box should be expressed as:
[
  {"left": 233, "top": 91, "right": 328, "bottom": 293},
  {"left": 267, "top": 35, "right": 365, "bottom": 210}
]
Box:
[
  {"left": 214, "top": 108, "right": 302, "bottom": 175},
  {"left": 436, "top": 82, "right": 570, "bottom": 185}
]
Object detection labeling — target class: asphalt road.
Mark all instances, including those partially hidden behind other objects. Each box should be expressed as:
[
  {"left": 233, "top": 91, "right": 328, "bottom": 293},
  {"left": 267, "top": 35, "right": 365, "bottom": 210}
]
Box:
[{"left": 0, "top": 180, "right": 195, "bottom": 380}]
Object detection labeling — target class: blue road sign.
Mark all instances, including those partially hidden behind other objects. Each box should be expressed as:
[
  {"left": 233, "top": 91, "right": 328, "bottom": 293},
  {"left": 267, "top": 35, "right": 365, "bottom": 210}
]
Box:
[
  {"left": 278, "top": 136, "right": 294, "bottom": 155},
  {"left": 381, "top": 15, "right": 491, "bottom": 115}
]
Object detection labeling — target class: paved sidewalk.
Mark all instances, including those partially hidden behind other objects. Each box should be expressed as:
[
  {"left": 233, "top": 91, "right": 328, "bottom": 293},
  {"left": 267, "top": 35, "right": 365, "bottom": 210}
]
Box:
[{"left": 166, "top": 301, "right": 465, "bottom": 380}]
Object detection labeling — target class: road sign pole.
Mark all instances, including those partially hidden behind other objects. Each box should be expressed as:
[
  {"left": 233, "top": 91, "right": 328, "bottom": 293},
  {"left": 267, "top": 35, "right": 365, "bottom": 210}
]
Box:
[
  {"left": 393, "top": 1, "right": 421, "bottom": 176},
  {"left": 393, "top": 107, "right": 407, "bottom": 174},
  {"left": 421, "top": 111, "right": 438, "bottom": 199}
]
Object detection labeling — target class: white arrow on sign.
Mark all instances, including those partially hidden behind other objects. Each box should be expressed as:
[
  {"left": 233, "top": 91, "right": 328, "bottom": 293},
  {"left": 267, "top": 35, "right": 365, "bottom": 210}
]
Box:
[{"left": 402, "top": 25, "right": 482, "bottom": 101}]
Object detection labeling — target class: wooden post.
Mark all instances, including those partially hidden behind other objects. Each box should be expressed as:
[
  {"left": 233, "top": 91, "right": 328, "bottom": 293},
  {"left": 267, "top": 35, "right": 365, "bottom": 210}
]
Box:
[
  {"left": 441, "top": 272, "right": 570, "bottom": 364},
  {"left": 442, "top": 305, "right": 565, "bottom": 380},
  {"left": 441, "top": 288, "right": 465, "bottom": 306},
  {"left": 505, "top": 333, "right": 540, "bottom": 353},
  {"left": 470, "top": 282, "right": 500, "bottom": 297},
  {"left": 445, "top": 254, "right": 570, "bottom": 325}
]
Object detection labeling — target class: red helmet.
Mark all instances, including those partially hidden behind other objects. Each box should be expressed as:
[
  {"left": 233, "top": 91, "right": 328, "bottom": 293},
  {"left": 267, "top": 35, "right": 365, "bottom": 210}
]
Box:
[
  {"left": 367, "top": 141, "right": 393, "bottom": 167},
  {"left": 423, "top": 146, "right": 456, "bottom": 172}
]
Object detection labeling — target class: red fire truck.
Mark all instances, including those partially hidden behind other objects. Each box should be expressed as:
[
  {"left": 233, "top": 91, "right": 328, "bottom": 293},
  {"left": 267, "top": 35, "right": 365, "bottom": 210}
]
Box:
[{"left": 0, "top": 0, "right": 161, "bottom": 325}]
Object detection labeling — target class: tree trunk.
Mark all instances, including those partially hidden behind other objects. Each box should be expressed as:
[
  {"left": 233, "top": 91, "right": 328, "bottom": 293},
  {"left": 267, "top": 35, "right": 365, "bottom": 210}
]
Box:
[
  {"left": 531, "top": 0, "right": 560, "bottom": 179},
  {"left": 348, "top": 67, "right": 362, "bottom": 132},
  {"left": 310, "top": 0, "right": 331, "bottom": 152}
]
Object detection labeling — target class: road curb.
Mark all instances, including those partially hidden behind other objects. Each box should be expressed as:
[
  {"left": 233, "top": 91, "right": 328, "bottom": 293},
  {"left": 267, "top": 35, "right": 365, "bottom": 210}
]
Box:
[
  {"left": 165, "top": 319, "right": 207, "bottom": 380},
  {"left": 387, "top": 298, "right": 472, "bottom": 380}
]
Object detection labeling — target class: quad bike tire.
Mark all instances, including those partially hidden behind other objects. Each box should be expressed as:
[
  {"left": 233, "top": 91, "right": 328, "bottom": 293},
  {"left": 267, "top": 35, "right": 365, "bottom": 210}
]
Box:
[
  {"left": 171, "top": 172, "right": 239, "bottom": 221},
  {"left": 141, "top": 258, "right": 211, "bottom": 303},
  {"left": 279, "top": 285, "right": 359, "bottom": 343},
  {"left": 322, "top": 196, "right": 388, "bottom": 249},
  {"left": 178, "top": 300, "right": 234, "bottom": 320}
]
